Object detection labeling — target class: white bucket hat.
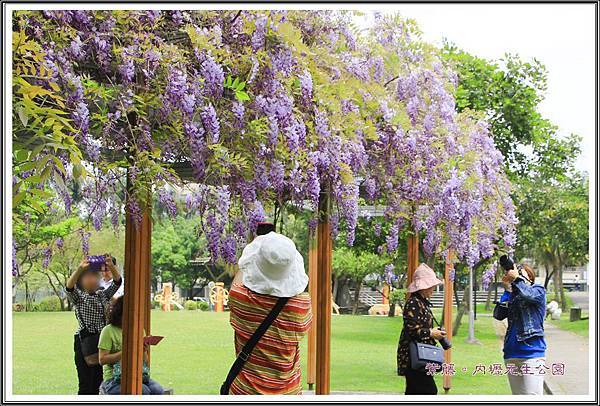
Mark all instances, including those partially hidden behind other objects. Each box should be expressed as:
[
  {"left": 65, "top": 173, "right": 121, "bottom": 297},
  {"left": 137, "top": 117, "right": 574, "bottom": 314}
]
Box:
[{"left": 238, "top": 232, "right": 308, "bottom": 298}]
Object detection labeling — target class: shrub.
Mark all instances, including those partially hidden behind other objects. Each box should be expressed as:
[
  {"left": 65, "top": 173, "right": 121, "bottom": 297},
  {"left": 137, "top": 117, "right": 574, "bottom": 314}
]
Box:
[
  {"left": 36, "top": 296, "right": 62, "bottom": 312},
  {"left": 198, "top": 301, "right": 209, "bottom": 311},
  {"left": 12, "top": 303, "right": 24, "bottom": 312},
  {"left": 184, "top": 300, "right": 198, "bottom": 311},
  {"left": 390, "top": 288, "right": 406, "bottom": 306}
]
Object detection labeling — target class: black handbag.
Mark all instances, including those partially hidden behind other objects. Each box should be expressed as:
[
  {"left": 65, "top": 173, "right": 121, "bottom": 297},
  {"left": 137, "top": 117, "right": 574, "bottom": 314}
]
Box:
[
  {"left": 220, "top": 297, "right": 289, "bottom": 395},
  {"left": 408, "top": 307, "right": 444, "bottom": 371},
  {"left": 79, "top": 328, "right": 100, "bottom": 367},
  {"left": 409, "top": 341, "right": 444, "bottom": 371}
]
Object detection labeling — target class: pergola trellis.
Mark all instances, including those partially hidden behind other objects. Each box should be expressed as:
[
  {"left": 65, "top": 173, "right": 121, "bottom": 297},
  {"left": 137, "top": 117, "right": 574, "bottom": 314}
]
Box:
[
  {"left": 119, "top": 162, "right": 456, "bottom": 395},
  {"left": 11, "top": 9, "right": 515, "bottom": 397}
]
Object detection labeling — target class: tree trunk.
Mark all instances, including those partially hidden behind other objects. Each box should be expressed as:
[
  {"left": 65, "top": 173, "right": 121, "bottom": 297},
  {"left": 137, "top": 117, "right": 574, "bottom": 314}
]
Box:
[
  {"left": 452, "top": 285, "right": 470, "bottom": 336},
  {"left": 454, "top": 281, "right": 460, "bottom": 308},
  {"left": 45, "top": 272, "right": 65, "bottom": 311},
  {"left": 493, "top": 274, "right": 499, "bottom": 303},
  {"left": 558, "top": 267, "right": 568, "bottom": 311},
  {"left": 485, "top": 281, "right": 493, "bottom": 311},
  {"left": 332, "top": 275, "right": 339, "bottom": 304},
  {"left": 543, "top": 264, "right": 554, "bottom": 289},
  {"left": 467, "top": 267, "right": 476, "bottom": 342},
  {"left": 352, "top": 281, "right": 362, "bottom": 315},
  {"left": 25, "top": 281, "right": 30, "bottom": 312},
  {"left": 388, "top": 301, "right": 396, "bottom": 317},
  {"left": 552, "top": 265, "right": 560, "bottom": 301}
]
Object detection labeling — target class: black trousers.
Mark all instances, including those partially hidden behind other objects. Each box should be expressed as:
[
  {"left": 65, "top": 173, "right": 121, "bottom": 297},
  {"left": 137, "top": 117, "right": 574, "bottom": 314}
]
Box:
[
  {"left": 404, "top": 367, "right": 438, "bottom": 395},
  {"left": 74, "top": 334, "right": 103, "bottom": 395}
]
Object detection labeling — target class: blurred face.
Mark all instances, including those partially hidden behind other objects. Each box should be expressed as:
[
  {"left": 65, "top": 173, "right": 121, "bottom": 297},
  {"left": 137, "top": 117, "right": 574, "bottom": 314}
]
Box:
[
  {"left": 420, "top": 286, "right": 435, "bottom": 298},
  {"left": 80, "top": 271, "right": 101, "bottom": 292}
]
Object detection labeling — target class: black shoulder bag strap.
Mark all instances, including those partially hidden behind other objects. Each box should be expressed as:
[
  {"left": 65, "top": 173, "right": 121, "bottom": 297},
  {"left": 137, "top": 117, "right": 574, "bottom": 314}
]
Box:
[{"left": 220, "top": 296, "right": 289, "bottom": 395}]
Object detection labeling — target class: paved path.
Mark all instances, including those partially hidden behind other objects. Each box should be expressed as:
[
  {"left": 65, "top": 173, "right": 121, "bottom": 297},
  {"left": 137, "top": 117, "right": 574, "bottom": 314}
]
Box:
[
  {"left": 492, "top": 318, "right": 589, "bottom": 395},
  {"left": 569, "top": 291, "right": 589, "bottom": 310}
]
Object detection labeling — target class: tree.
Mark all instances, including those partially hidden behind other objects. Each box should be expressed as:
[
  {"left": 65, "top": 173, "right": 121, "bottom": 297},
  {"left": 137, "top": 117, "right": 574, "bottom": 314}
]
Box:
[
  {"left": 445, "top": 45, "right": 588, "bottom": 306},
  {"left": 12, "top": 197, "right": 82, "bottom": 304},
  {"left": 514, "top": 172, "right": 589, "bottom": 310},
  {"left": 333, "top": 247, "right": 387, "bottom": 314},
  {"left": 152, "top": 215, "right": 206, "bottom": 298},
  {"left": 442, "top": 45, "right": 568, "bottom": 178}
]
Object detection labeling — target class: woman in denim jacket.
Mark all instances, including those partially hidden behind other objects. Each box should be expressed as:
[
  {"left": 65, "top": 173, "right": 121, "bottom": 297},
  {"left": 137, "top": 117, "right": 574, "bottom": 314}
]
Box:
[{"left": 494, "top": 263, "right": 547, "bottom": 395}]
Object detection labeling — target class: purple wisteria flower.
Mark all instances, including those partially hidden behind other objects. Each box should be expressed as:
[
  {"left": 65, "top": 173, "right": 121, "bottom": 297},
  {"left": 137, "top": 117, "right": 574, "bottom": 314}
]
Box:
[
  {"left": 201, "top": 104, "right": 220, "bottom": 143},
  {"left": 80, "top": 230, "right": 91, "bottom": 256},
  {"left": 251, "top": 16, "right": 267, "bottom": 51},
  {"left": 200, "top": 54, "right": 224, "bottom": 98},
  {"left": 158, "top": 188, "right": 177, "bottom": 218},
  {"left": 299, "top": 69, "right": 313, "bottom": 106},
  {"left": 42, "top": 247, "right": 52, "bottom": 269},
  {"left": 386, "top": 224, "right": 399, "bottom": 253}
]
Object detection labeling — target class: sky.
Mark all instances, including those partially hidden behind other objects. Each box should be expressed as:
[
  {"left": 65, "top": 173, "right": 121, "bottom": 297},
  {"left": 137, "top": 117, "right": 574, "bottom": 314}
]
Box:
[{"left": 356, "top": 4, "right": 596, "bottom": 173}]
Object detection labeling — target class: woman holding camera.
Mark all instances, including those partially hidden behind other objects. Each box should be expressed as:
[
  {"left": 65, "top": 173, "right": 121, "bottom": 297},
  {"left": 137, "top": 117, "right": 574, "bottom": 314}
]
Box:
[
  {"left": 65, "top": 254, "right": 122, "bottom": 395},
  {"left": 494, "top": 259, "right": 547, "bottom": 395},
  {"left": 397, "top": 264, "right": 445, "bottom": 395}
]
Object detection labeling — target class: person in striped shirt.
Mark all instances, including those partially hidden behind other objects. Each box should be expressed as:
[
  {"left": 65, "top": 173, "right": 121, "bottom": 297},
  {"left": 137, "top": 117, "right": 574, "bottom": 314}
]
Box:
[{"left": 227, "top": 231, "right": 312, "bottom": 395}]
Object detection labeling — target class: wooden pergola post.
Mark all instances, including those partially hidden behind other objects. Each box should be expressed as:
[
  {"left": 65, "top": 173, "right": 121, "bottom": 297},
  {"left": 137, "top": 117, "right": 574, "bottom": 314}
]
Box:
[
  {"left": 306, "top": 233, "right": 318, "bottom": 390},
  {"left": 315, "top": 189, "right": 332, "bottom": 395},
  {"left": 443, "top": 250, "right": 454, "bottom": 392},
  {"left": 406, "top": 232, "right": 419, "bottom": 296},
  {"left": 121, "top": 187, "right": 152, "bottom": 395}
]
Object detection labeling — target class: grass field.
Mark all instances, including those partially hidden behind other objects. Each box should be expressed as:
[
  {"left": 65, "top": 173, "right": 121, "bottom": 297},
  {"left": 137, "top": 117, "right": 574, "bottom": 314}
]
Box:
[
  {"left": 548, "top": 313, "right": 589, "bottom": 337},
  {"left": 12, "top": 309, "right": 511, "bottom": 395}
]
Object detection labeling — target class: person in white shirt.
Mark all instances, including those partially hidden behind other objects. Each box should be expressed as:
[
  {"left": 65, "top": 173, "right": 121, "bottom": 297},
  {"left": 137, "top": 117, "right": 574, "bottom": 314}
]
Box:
[{"left": 99, "top": 256, "right": 124, "bottom": 299}]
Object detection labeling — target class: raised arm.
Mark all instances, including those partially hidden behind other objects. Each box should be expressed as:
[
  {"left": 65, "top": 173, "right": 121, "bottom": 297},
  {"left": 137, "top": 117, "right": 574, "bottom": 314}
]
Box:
[
  {"left": 512, "top": 279, "right": 545, "bottom": 305},
  {"left": 65, "top": 259, "right": 89, "bottom": 303},
  {"left": 66, "top": 259, "right": 89, "bottom": 290},
  {"left": 106, "top": 254, "right": 121, "bottom": 283},
  {"left": 100, "top": 255, "right": 122, "bottom": 299}
]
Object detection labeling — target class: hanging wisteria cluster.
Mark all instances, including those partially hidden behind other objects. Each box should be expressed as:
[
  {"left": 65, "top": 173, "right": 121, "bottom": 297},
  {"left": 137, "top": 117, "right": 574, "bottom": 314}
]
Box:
[
  {"left": 359, "top": 14, "right": 517, "bottom": 267},
  {"left": 13, "top": 10, "right": 517, "bottom": 270}
]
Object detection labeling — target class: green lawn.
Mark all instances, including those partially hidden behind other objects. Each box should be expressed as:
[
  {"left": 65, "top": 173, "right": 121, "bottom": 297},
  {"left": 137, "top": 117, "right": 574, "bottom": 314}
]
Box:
[
  {"left": 12, "top": 309, "right": 510, "bottom": 395},
  {"left": 548, "top": 314, "right": 589, "bottom": 337}
]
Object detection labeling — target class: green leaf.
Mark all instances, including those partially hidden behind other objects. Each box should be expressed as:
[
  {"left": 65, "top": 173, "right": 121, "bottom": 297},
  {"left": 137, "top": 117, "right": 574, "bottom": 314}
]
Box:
[
  {"left": 15, "top": 149, "right": 29, "bottom": 162},
  {"left": 72, "top": 163, "right": 83, "bottom": 179},
  {"left": 235, "top": 91, "right": 250, "bottom": 102},
  {"left": 12, "top": 192, "right": 25, "bottom": 208},
  {"left": 17, "top": 107, "right": 28, "bottom": 127}
]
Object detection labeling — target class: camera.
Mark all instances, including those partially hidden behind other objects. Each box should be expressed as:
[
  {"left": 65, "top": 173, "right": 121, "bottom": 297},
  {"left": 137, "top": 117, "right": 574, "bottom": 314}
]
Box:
[
  {"left": 87, "top": 255, "right": 116, "bottom": 272},
  {"left": 499, "top": 255, "right": 515, "bottom": 272},
  {"left": 438, "top": 327, "right": 452, "bottom": 350},
  {"left": 499, "top": 255, "right": 531, "bottom": 284},
  {"left": 256, "top": 222, "right": 275, "bottom": 236}
]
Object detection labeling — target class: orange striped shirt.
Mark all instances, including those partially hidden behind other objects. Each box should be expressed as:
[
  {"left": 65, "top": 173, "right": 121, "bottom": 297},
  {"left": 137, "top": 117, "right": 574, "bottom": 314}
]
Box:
[{"left": 228, "top": 283, "right": 312, "bottom": 395}]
